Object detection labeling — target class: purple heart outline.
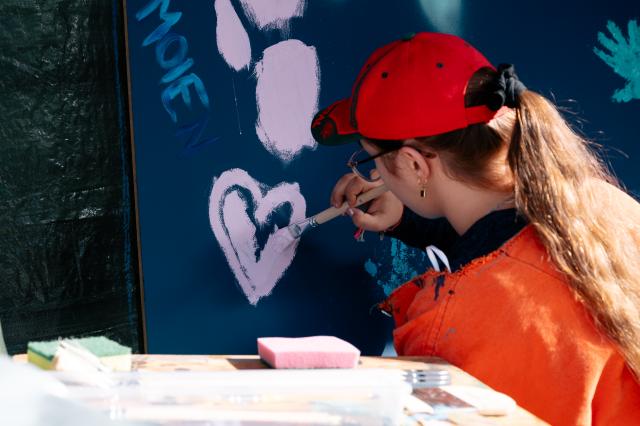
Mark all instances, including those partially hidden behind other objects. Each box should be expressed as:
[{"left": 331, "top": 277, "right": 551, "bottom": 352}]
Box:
[{"left": 209, "top": 168, "right": 307, "bottom": 305}]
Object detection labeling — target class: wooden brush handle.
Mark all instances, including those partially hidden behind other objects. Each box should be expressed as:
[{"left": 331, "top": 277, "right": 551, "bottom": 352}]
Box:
[{"left": 313, "top": 184, "right": 388, "bottom": 225}]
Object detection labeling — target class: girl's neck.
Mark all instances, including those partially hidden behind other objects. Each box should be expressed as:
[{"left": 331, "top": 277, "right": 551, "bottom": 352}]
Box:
[{"left": 439, "top": 182, "right": 515, "bottom": 236}]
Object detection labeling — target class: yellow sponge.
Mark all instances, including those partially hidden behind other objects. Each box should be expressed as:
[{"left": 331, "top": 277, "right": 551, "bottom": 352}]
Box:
[{"left": 27, "top": 336, "right": 132, "bottom": 371}]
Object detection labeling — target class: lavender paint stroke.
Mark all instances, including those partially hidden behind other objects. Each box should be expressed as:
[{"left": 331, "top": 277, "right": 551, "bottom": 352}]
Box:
[
  {"left": 239, "top": 0, "right": 306, "bottom": 31},
  {"left": 214, "top": 0, "right": 251, "bottom": 71},
  {"left": 209, "top": 169, "right": 306, "bottom": 305},
  {"left": 255, "top": 40, "right": 319, "bottom": 163}
]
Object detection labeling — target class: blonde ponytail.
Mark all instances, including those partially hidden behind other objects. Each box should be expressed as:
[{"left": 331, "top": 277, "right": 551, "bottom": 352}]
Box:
[{"left": 507, "top": 90, "right": 640, "bottom": 379}]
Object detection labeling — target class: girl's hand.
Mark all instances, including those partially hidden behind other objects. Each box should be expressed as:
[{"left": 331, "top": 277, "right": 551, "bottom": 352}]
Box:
[{"left": 330, "top": 173, "right": 404, "bottom": 232}]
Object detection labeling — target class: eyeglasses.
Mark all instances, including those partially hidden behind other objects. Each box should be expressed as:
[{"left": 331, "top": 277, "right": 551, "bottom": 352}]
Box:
[
  {"left": 347, "top": 145, "right": 435, "bottom": 182},
  {"left": 347, "top": 147, "right": 399, "bottom": 182}
]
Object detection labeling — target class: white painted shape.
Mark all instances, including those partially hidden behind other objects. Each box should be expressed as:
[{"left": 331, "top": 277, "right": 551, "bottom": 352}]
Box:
[
  {"left": 254, "top": 39, "right": 319, "bottom": 163},
  {"left": 214, "top": 0, "right": 252, "bottom": 71},
  {"left": 239, "top": 0, "right": 306, "bottom": 30},
  {"left": 209, "top": 168, "right": 306, "bottom": 305}
]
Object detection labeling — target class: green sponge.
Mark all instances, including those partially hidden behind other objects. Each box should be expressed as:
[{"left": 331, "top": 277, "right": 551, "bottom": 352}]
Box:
[{"left": 27, "top": 336, "right": 132, "bottom": 371}]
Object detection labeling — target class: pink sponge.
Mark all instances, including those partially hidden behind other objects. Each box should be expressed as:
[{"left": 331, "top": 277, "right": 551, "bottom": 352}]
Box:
[{"left": 257, "top": 336, "right": 361, "bottom": 369}]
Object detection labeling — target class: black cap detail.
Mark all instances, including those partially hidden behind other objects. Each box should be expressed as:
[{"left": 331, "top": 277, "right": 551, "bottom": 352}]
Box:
[
  {"left": 311, "top": 108, "right": 339, "bottom": 145},
  {"left": 311, "top": 105, "right": 360, "bottom": 146}
]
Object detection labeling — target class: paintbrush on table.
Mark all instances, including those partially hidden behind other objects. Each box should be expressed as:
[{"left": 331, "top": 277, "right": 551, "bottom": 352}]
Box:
[{"left": 273, "top": 184, "right": 388, "bottom": 252}]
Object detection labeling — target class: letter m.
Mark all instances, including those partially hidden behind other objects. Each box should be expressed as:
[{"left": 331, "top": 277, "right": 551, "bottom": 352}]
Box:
[{"left": 136, "top": 0, "right": 182, "bottom": 47}]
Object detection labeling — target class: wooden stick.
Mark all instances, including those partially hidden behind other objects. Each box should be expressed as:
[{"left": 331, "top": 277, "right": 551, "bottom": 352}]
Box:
[{"left": 313, "top": 184, "right": 388, "bottom": 225}]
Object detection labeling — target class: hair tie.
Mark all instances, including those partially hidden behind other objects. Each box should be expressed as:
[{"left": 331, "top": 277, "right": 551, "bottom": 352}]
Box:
[{"left": 486, "top": 63, "right": 527, "bottom": 110}]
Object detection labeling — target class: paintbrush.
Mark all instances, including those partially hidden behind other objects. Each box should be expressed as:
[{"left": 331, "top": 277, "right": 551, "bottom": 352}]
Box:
[{"left": 273, "top": 184, "right": 388, "bottom": 252}]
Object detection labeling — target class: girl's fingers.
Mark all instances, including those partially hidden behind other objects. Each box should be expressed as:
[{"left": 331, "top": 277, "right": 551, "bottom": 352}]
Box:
[
  {"left": 345, "top": 177, "right": 384, "bottom": 207},
  {"left": 345, "top": 178, "right": 368, "bottom": 207},
  {"left": 330, "top": 173, "right": 384, "bottom": 211},
  {"left": 366, "top": 197, "right": 385, "bottom": 215},
  {"left": 331, "top": 173, "right": 358, "bottom": 208},
  {"left": 348, "top": 193, "right": 404, "bottom": 231},
  {"left": 348, "top": 208, "right": 386, "bottom": 232}
]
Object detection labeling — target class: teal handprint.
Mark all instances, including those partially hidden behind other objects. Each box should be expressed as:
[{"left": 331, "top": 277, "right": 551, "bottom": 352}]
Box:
[{"left": 594, "top": 20, "right": 640, "bottom": 103}]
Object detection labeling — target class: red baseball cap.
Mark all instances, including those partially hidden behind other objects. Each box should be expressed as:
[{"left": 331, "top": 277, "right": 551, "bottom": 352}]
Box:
[{"left": 311, "top": 32, "right": 504, "bottom": 145}]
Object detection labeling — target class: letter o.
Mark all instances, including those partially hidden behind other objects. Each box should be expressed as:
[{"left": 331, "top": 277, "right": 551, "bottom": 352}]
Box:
[{"left": 155, "top": 32, "right": 188, "bottom": 70}]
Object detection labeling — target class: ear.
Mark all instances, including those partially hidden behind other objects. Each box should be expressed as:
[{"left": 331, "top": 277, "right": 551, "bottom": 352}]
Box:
[{"left": 396, "top": 145, "right": 434, "bottom": 182}]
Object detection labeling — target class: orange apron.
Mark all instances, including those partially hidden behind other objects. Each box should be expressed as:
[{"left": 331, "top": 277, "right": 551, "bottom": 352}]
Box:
[{"left": 381, "top": 224, "right": 640, "bottom": 425}]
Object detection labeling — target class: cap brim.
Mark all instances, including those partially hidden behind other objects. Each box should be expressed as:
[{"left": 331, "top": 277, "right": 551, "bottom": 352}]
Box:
[{"left": 311, "top": 98, "right": 360, "bottom": 146}]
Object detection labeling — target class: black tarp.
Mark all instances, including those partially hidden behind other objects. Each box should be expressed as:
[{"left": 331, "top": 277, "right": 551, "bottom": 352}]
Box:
[{"left": 0, "top": 0, "right": 140, "bottom": 354}]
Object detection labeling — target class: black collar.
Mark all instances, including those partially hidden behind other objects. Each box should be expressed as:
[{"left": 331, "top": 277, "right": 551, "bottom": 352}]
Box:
[{"left": 447, "top": 208, "right": 528, "bottom": 271}]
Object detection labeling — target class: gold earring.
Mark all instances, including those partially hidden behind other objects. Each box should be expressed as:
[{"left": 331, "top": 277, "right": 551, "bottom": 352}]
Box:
[{"left": 418, "top": 176, "right": 427, "bottom": 198}]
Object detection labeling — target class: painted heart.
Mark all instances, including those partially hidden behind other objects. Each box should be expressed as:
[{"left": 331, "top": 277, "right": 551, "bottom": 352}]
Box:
[{"left": 209, "top": 168, "right": 306, "bottom": 305}]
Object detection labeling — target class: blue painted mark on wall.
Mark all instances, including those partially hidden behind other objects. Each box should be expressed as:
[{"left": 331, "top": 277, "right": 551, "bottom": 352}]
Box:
[
  {"left": 136, "top": 0, "right": 213, "bottom": 152},
  {"left": 364, "top": 259, "right": 377, "bottom": 277},
  {"left": 365, "top": 238, "right": 430, "bottom": 296},
  {"left": 594, "top": 20, "right": 640, "bottom": 103},
  {"left": 177, "top": 116, "right": 219, "bottom": 156}
]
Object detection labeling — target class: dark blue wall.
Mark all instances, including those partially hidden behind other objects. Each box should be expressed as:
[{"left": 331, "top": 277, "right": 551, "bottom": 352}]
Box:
[{"left": 124, "top": 0, "right": 639, "bottom": 354}]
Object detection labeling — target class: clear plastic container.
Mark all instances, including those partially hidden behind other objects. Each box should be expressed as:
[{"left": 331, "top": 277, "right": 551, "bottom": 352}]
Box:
[{"left": 53, "top": 368, "right": 412, "bottom": 425}]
